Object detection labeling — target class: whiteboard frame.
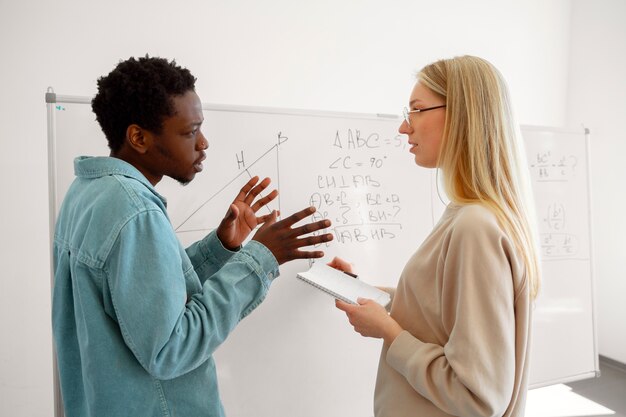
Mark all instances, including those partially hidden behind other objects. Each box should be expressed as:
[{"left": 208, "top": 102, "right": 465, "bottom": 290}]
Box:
[{"left": 45, "top": 88, "right": 64, "bottom": 417}]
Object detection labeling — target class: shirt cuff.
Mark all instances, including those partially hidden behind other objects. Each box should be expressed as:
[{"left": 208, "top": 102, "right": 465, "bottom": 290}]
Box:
[
  {"left": 240, "top": 240, "right": 280, "bottom": 287},
  {"left": 199, "top": 230, "right": 239, "bottom": 265}
]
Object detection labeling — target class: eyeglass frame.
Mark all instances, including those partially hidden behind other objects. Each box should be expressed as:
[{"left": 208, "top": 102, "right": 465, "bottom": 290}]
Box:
[{"left": 402, "top": 105, "right": 446, "bottom": 126}]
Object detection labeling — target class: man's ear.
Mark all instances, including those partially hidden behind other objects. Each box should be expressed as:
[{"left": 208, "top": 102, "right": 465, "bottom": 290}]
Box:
[{"left": 125, "top": 124, "right": 152, "bottom": 154}]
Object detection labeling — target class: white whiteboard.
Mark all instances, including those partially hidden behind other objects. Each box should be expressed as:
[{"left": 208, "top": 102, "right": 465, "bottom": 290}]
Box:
[
  {"left": 46, "top": 92, "right": 598, "bottom": 416},
  {"left": 521, "top": 126, "right": 598, "bottom": 388}
]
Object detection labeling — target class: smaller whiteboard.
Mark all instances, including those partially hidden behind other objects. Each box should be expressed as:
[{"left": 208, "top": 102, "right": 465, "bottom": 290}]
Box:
[{"left": 522, "top": 126, "right": 599, "bottom": 388}]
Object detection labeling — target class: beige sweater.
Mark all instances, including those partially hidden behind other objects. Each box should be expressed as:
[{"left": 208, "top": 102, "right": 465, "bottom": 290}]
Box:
[{"left": 374, "top": 204, "right": 532, "bottom": 417}]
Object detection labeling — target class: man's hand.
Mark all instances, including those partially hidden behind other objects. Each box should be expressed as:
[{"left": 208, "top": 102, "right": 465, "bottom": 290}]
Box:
[
  {"left": 252, "top": 206, "right": 333, "bottom": 264},
  {"left": 216, "top": 176, "right": 278, "bottom": 250}
]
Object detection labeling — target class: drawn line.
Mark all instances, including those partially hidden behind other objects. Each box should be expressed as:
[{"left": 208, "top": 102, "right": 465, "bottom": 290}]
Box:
[
  {"left": 176, "top": 143, "right": 281, "bottom": 231},
  {"left": 177, "top": 228, "right": 215, "bottom": 234},
  {"left": 276, "top": 134, "right": 282, "bottom": 217}
]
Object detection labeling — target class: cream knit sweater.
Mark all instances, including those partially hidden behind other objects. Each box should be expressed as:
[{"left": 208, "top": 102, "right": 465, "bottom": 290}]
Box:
[{"left": 374, "top": 204, "right": 532, "bottom": 417}]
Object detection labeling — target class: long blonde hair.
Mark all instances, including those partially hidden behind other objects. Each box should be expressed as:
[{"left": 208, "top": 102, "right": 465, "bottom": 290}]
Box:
[{"left": 419, "top": 55, "right": 541, "bottom": 299}]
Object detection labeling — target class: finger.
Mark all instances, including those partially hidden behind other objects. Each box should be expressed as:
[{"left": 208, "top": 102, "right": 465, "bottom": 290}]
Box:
[
  {"left": 288, "top": 248, "right": 326, "bottom": 259},
  {"left": 243, "top": 177, "right": 272, "bottom": 206},
  {"left": 279, "top": 206, "right": 318, "bottom": 227},
  {"left": 233, "top": 176, "right": 260, "bottom": 202},
  {"left": 250, "top": 189, "right": 278, "bottom": 212},
  {"left": 290, "top": 233, "right": 334, "bottom": 249},
  {"left": 256, "top": 208, "right": 280, "bottom": 225},
  {"left": 290, "top": 219, "right": 332, "bottom": 238},
  {"left": 327, "top": 257, "right": 352, "bottom": 274},
  {"left": 330, "top": 257, "right": 354, "bottom": 273},
  {"left": 335, "top": 299, "right": 355, "bottom": 312},
  {"left": 327, "top": 256, "right": 343, "bottom": 268},
  {"left": 257, "top": 210, "right": 278, "bottom": 231},
  {"left": 357, "top": 297, "right": 371, "bottom": 305},
  {"left": 222, "top": 203, "right": 238, "bottom": 222}
]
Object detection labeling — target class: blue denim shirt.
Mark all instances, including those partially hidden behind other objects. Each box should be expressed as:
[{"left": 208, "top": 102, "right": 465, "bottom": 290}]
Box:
[{"left": 52, "top": 156, "right": 279, "bottom": 417}]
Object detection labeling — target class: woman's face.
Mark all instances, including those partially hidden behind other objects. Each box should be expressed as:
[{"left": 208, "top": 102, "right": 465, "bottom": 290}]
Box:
[{"left": 399, "top": 81, "right": 446, "bottom": 168}]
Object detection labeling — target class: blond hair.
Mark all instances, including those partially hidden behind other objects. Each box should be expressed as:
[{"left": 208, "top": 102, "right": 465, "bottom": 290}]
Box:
[{"left": 418, "top": 55, "right": 540, "bottom": 299}]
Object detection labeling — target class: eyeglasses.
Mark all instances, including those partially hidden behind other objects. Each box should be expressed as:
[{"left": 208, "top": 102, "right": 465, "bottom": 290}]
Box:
[{"left": 402, "top": 105, "right": 446, "bottom": 126}]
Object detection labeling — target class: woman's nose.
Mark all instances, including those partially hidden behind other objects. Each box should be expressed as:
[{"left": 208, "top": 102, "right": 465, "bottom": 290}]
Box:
[{"left": 398, "top": 119, "right": 411, "bottom": 134}]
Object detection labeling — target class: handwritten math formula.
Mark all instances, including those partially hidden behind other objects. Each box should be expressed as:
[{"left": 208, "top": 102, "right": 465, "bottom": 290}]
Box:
[
  {"left": 524, "top": 132, "right": 590, "bottom": 261},
  {"left": 529, "top": 151, "right": 579, "bottom": 182},
  {"left": 309, "top": 128, "right": 406, "bottom": 245},
  {"left": 537, "top": 202, "right": 582, "bottom": 258}
]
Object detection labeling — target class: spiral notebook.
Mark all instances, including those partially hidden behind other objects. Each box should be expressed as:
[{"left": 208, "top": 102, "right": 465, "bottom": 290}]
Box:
[{"left": 296, "top": 263, "right": 391, "bottom": 307}]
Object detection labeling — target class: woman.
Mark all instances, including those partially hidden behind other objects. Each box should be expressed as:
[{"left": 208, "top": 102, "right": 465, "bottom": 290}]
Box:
[{"left": 333, "top": 55, "right": 540, "bottom": 417}]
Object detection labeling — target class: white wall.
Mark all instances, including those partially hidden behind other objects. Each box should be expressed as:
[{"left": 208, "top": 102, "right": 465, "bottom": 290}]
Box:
[
  {"left": 0, "top": 1, "right": 575, "bottom": 415},
  {"left": 567, "top": 0, "right": 626, "bottom": 364}
]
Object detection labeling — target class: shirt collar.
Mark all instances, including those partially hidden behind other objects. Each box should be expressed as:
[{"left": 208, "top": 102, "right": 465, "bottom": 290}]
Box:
[{"left": 73, "top": 156, "right": 167, "bottom": 204}]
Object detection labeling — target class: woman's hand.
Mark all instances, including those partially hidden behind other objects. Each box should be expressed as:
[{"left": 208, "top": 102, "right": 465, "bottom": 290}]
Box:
[
  {"left": 327, "top": 256, "right": 355, "bottom": 274},
  {"left": 335, "top": 298, "right": 403, "bottom": 345}
]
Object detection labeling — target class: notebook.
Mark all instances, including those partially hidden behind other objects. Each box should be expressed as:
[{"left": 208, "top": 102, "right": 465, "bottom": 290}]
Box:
[{"left": 296, "top": 263, "right": 391, "bottom": 307}]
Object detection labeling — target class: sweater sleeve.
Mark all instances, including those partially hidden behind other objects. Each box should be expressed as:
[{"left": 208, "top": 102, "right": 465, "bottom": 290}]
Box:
[{"left": 385, "top": 208, "right": 517, "bottom": 417}]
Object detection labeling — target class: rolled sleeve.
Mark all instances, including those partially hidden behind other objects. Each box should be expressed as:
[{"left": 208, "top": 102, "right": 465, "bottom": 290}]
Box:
[
  {"left": 239, "top": 240, "right": 279, "bottom": 288},
  {"left": 186, "top": 231, "right": 238, "bottom": 281}
]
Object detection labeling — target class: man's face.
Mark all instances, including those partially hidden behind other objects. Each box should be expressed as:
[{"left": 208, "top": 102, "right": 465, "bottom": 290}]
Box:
[{"left": 143, "top": 90, "right": 208, "bottom": 185}]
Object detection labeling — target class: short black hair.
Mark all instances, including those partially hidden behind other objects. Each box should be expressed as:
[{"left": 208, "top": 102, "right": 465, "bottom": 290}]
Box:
[{"left": 91, "top": 55, "right": 197, "bottom": 152}]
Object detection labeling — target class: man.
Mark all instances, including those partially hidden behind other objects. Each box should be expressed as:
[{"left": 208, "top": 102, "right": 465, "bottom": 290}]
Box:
[{"left": 52, "top": 55, "right": 333, "bottom": 416}]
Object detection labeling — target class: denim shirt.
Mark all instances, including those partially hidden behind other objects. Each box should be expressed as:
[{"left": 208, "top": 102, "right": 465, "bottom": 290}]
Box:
[{"left": 52, "top": 156, "right": 279, "bottom": 417}]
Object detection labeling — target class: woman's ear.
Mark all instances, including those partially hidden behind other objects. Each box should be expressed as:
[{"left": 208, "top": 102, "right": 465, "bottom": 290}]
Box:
[{"left": 125, "top": 124, "right": 151, "bottom": 154}]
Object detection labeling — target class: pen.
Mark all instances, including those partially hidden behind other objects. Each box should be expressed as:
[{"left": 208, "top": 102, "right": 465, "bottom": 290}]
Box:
[{"left": 343, "top": 271, "right": 358, "bottom": 279}]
